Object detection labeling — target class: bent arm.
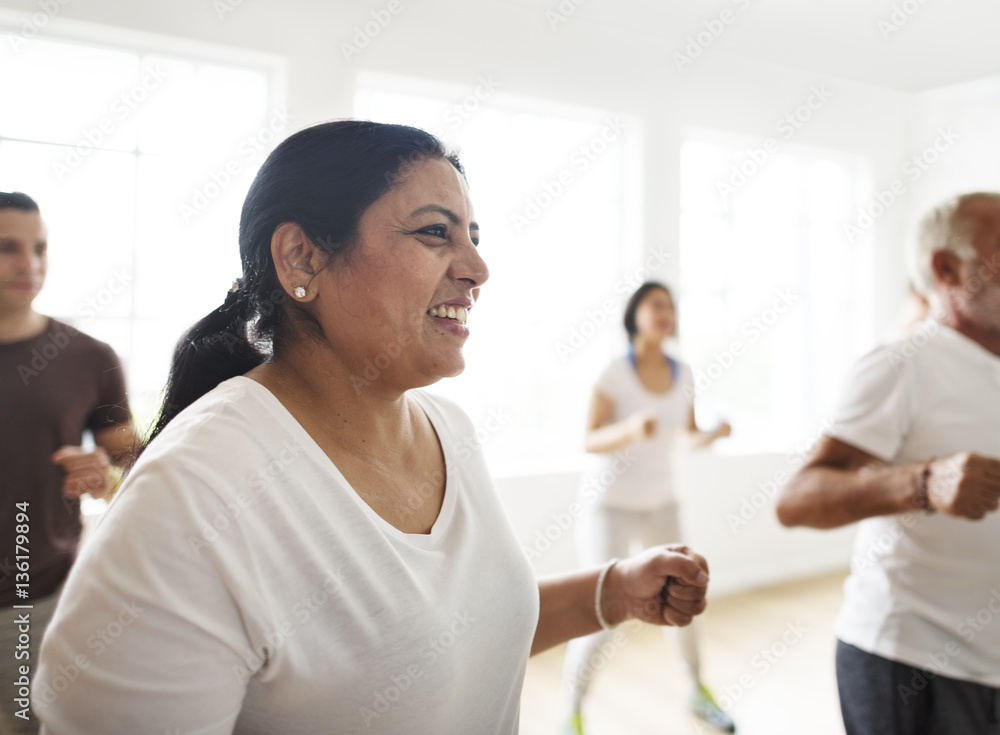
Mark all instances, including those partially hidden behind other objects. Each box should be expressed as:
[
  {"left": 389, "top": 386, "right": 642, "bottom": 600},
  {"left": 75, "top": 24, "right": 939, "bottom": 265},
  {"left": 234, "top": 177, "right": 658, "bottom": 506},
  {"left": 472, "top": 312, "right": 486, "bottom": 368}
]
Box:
[
  {"left": 531, "top": 546, "right": 709, "bottom": 656},
  {"left": 94, "top": 422, "right": 138, "bottom": 467},
  {"left": 51, "top": 423, "right": 138, "bottom": 500},
  {"left": 776, "top": 435, "right": 923, "bottom": 529},
  {"left": 584, "top": 390, "right": 645, "bottom": 453},
  {"left": 681, "top": 405, "right": 730, "bottom": 450}
]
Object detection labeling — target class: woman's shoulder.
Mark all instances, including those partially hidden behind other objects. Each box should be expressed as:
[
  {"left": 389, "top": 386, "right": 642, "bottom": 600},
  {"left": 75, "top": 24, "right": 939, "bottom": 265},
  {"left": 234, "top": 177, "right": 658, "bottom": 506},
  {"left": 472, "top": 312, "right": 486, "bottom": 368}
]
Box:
[
  {"left": 409, "top": 389, "right": 476, "bottom": 437},
  {"left": 600, "top": 354, "right": 633, "bottom": 377},
  {"left": 135, "top": 377, "right": 294, "bottom": 474}
]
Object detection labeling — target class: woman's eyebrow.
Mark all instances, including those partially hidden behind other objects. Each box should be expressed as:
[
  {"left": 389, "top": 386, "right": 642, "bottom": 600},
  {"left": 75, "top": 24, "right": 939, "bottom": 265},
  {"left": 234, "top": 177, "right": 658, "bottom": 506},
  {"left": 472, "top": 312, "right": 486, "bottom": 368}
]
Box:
[
  {"left": 410, "top": 204, "right": 479, "bottom": 231},
  {"left": 410, "top": 204, "right": 459, "bottom": 222}
]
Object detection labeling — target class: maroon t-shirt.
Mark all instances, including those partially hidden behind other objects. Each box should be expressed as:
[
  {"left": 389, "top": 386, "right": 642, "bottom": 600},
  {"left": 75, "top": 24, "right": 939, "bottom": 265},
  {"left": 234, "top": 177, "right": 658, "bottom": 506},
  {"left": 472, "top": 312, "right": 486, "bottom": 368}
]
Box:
[{"left": 0, "top": 318, "right": 130, "bottom": 606}]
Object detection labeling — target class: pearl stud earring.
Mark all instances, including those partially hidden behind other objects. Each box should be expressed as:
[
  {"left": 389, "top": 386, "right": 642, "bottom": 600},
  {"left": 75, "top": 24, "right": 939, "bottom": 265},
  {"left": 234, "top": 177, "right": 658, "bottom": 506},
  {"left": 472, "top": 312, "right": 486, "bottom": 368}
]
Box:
[{"left": 294, "top": 286, "right": 306, "bottom": 299}]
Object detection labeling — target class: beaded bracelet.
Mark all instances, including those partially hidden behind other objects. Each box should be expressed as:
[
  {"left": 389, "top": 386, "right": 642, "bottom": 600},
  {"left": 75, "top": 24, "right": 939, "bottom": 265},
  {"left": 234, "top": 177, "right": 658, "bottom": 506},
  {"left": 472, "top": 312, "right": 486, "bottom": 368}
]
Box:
[
  {"left": 595, "top": 558, "right": 619, "bottom": 630},
  {"left": 914, "top": 461, "right": 936, "bottom": 513}
]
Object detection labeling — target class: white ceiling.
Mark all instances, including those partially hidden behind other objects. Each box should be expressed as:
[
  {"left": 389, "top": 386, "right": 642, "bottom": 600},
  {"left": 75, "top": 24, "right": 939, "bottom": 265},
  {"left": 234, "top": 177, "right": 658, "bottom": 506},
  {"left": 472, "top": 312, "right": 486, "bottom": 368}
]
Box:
[{"left": 499, "top": 0, "right": 1000, "bottom": 92}]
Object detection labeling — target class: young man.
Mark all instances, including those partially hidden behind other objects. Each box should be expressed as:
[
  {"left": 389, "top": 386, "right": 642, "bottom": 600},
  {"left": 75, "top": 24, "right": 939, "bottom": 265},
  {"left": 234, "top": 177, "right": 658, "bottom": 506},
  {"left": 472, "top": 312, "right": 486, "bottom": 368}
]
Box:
[
  {"left": 777, "top": 192, "right": 1000, "bottom": 734},
  {"left": 0, "top": 192, "right": 134, "bottom": 734}
]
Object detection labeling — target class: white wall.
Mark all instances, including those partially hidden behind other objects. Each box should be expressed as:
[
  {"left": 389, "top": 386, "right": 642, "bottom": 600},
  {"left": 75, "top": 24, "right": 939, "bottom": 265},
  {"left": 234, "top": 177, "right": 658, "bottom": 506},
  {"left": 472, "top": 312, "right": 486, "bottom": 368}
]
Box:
[
  {"left": 497, "top": 450, "right": 856, "bottom": 598},
  {"left": 7, "top": 0, "right": 985, "bottom": 594}
]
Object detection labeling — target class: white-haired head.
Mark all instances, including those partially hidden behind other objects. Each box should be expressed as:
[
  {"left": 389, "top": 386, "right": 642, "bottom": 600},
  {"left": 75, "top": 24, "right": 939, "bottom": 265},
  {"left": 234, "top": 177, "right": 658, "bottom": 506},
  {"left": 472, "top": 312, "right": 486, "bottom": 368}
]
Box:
[{"left": 910, "top": 192, "right": 1000, "bottom": 297}]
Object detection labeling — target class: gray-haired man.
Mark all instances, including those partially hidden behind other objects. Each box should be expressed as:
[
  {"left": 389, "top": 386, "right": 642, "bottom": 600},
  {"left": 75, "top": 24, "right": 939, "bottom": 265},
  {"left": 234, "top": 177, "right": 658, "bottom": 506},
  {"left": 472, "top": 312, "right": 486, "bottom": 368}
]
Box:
[{"left": 778, "top": 192, "right": 1000, "bottom": 734}]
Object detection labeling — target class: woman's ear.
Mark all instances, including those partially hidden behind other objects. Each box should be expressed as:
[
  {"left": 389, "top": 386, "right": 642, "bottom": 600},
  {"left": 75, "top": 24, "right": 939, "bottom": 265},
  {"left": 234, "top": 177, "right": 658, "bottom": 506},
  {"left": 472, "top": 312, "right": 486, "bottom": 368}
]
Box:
[{"left": 271, "top": 222, "right": 323, "bottom": 301}]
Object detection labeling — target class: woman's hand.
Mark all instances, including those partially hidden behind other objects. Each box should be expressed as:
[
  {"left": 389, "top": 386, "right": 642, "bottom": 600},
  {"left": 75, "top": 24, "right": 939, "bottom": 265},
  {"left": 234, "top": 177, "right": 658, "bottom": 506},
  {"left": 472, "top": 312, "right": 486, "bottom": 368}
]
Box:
[
  {"left": 627, "top": 409, "right": 658, "bottom": 441},
  {"left": 600, "top": 544, "right": 709, "bottom": 627}
]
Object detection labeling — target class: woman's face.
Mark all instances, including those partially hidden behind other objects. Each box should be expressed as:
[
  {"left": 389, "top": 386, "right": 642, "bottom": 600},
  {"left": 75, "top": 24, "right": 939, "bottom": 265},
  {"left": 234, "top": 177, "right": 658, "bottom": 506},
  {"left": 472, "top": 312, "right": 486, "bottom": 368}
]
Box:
[
  {"left": 311, "top": 156, "right": 489, "bottom": 390},
  {"left": 634, "top": 288, "right": 676, "bottom": 342}
]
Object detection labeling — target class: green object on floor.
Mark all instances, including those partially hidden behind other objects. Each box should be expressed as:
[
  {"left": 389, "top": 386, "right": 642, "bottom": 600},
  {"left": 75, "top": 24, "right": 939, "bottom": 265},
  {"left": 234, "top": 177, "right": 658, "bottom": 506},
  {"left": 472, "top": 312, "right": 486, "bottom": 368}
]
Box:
[
  {"left": 562, "top": 712, "right": 585, "bottom": 735},
  {"left": 691, "top": 684, "right": 736, "bottom": 732}
]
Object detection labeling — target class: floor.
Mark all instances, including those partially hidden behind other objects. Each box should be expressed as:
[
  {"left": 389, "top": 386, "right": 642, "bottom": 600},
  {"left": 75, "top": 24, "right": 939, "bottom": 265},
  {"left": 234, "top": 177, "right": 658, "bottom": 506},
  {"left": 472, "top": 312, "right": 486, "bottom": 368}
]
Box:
[{"left": 520, "top": 570, "right": 849, "bottom": 735}]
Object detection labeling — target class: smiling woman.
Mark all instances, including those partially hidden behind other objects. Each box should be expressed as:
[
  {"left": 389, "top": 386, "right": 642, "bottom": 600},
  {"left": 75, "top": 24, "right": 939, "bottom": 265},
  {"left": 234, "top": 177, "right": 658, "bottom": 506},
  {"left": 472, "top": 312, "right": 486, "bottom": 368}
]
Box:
[{"left": 34, "top": 120, "right": 710, "bottom": 735}]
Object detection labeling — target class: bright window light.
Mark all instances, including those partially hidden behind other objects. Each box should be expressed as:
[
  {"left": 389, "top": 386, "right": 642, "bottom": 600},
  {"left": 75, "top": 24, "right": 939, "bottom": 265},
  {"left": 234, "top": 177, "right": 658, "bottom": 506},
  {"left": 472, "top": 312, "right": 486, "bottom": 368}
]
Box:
[
  {"left": 356, "top": 75, "right": 643, "bottom": 475},
  {"left": 0, "top": 32, "right": 283, "bottom": 428},
  {"left": 678, "top": 134, "right": 875, "bottom": 452}
]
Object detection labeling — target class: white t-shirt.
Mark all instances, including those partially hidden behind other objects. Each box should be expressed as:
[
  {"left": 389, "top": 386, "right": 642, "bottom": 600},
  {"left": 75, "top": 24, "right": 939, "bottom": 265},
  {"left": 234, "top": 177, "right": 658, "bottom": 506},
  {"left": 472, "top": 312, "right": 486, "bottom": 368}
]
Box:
[
  {"left": 831, "top": 322, "right": 1000, "bottom": 686},
  {"left": 34, "top": 377, "right": 539, "bottom": 734},
  {"left": 585, "top": 356, "right": 694, "bottom": 510}
]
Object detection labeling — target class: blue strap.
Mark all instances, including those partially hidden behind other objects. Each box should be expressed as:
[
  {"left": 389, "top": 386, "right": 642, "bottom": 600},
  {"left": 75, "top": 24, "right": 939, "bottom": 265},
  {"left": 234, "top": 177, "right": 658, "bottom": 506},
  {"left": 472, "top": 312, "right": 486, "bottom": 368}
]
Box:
[{"left": 627, "top": 345, "right": 678, "bottom": 380}]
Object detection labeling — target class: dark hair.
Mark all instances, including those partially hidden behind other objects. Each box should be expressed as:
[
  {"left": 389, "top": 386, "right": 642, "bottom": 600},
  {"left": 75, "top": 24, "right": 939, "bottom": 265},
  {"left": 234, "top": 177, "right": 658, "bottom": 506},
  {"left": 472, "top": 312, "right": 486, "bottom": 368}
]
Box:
[
  {"left": 143, "top": 120, "right": 460, "bottom": 450},
  {"left": 0, "top": 192, "right": 40, "bottom": 212},
  {"left": 623, "top": 281, "right": 673, "bottom": 341}
]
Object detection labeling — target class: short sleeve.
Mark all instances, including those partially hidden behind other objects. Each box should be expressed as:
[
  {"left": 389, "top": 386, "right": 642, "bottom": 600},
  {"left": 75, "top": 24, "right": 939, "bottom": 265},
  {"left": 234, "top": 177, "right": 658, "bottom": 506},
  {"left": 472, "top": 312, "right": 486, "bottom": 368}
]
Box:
[
  {"left": 829, "top": 344, "right": 917, "bottom": 461},
  {"left": 85, "top": 343, "right": 131, "bottom": 431},
  {"left": 34, "top": 458, "right": 252, "bottom": 734},
  {"left": 593, "top": 359, "right": 625, "bottom": 401}
]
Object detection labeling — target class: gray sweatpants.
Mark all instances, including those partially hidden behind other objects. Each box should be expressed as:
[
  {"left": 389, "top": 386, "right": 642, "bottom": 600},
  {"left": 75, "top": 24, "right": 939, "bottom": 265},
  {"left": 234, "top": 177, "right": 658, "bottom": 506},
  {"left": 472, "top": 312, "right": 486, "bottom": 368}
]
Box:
[{"left": 561, "top": 503, "right": 701, "bottom": 710}]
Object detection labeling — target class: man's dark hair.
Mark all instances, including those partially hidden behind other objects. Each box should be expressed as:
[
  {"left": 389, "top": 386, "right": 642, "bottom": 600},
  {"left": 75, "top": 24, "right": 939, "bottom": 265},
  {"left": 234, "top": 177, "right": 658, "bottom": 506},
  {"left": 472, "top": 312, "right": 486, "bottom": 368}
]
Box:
[{"left": 0, "top": 192, "right": 40, "bottom": 212}]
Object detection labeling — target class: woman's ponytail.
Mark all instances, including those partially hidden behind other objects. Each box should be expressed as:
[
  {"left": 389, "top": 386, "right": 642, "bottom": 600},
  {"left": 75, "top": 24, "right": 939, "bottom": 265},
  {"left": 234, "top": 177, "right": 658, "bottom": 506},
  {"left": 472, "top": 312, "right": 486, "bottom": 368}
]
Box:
[{"left": 139, "top": 284, "right": 264, "bottom": 454}]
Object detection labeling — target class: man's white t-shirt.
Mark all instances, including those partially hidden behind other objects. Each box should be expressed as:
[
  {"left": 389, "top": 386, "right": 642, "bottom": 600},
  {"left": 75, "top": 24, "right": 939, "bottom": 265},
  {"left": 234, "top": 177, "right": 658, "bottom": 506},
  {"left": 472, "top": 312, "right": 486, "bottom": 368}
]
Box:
[
  {"left": 831, "top": 322, "right": 1000, "bottom": 687},
  {"left": 586, "top": 356, "right": 694, "bottom": 510},
  {"left": 35, "top": 377, "right": 540, "bottom": 733}
]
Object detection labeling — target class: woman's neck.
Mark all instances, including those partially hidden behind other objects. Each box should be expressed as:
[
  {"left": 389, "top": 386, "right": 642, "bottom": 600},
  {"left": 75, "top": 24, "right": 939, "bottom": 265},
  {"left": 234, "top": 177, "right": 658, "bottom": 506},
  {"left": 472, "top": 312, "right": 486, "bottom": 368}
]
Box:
[
  {"left": 245, "top": 344, "right": 417, "bottom": 457},
  {"left": 631, "top": 336, "right": 664, "bottom": 362}
]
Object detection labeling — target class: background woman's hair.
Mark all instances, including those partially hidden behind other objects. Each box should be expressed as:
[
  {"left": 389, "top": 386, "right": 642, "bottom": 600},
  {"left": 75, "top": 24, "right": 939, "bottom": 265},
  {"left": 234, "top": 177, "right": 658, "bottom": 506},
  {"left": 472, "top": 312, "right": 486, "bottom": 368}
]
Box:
[
  {"left": 140, "top": 120, "right": 460, "bottom": 456},
  {"left": 623, "top": 280, "right": 673, "bottom": 341}
]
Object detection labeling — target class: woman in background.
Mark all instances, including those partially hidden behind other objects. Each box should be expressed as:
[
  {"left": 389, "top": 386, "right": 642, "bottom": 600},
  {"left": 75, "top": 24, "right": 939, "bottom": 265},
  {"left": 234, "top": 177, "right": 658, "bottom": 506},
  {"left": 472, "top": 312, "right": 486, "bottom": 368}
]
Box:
[
  {"left": 562, "top": 281, "right": 734, "bottom": 734},
  {"left": 34, "top": 122, "right": 710, "bottom": 734}
]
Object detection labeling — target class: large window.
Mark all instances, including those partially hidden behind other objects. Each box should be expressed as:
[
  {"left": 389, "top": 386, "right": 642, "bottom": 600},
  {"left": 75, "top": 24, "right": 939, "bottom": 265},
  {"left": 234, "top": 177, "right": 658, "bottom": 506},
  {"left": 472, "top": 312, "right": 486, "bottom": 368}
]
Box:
[
  {"left": 356, "top": 73, "right": 643, "bottom": 474},
  {"left": 678, "top": 132, "right": 875, "bottom": 451},
  {"left": 0, "top": 20, "right": 285, "bottom": 428}
]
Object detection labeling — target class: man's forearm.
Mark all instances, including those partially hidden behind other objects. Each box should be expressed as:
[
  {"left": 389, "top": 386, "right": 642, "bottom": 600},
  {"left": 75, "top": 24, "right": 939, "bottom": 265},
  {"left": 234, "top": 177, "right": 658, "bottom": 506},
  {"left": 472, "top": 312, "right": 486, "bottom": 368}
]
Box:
[{"left": 777, "top": 462, "right": 924, "bottom": 529}]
